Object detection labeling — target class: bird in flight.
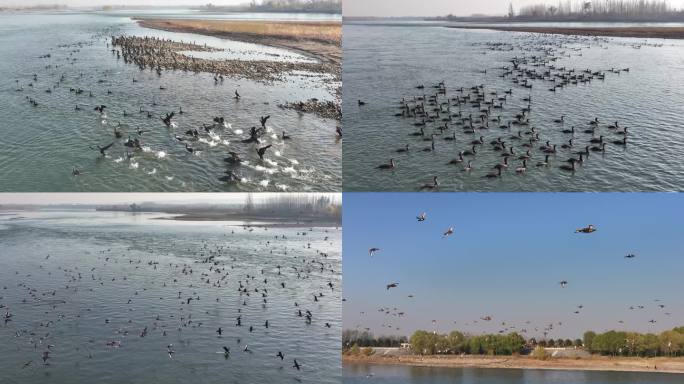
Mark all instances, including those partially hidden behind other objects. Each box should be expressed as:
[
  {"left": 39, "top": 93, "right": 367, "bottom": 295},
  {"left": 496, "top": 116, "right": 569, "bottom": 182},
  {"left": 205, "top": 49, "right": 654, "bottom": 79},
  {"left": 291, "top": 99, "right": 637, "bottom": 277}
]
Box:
[
  {"left": 442, "top": 227, "right": 454, "bottom": 238},
  {"left": 386, "top": 283, "right": 398, "bottom": 290},
  {"left": 625, "top": 253, "right": 636, "bottom": 259},
  {"left": 559, "top": 280, "right": 568, "bottom": 288},
  {"left": 416, "top": 212, "right": 426, "bottom": 222},
  {"left": 575, "top": 224, "right": 596, "bottom": 233},
  {"left": 368, "top": 248, "right": 380, "bottom": 257}
]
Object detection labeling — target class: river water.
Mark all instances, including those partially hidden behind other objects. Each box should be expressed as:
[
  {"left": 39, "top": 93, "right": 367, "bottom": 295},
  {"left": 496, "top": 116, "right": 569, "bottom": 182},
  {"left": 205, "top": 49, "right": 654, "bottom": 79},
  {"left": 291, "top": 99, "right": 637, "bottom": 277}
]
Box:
[
  {"left": 0, "top": 11, "right": 341, "bottom": 191},
  {"left": 0, "top": 209, "right": 341, "bottom": 384},
  {"left": 342, "top": 22, "right": 684, "bottom": 191}
]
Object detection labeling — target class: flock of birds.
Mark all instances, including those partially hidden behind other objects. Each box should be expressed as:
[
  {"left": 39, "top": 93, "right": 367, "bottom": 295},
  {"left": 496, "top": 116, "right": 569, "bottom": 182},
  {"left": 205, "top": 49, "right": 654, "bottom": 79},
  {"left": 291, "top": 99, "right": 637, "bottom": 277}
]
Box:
[
  {"left": 362, "top": 34, "right": 635, "bottom": 190},
  {"left": 0, "top": 222, "right": 341, "bottom": 383},
  {"left": 14, "top": 28, "right": 340, "bottom": 190},
  {"left": 350, "top": 212, "right": 672, "bottom": 341}
]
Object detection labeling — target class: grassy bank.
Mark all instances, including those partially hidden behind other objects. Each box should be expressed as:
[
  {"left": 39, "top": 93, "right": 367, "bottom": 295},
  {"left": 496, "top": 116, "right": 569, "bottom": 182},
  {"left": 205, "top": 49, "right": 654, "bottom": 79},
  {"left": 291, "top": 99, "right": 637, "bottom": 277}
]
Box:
[
  {"left": 449, "top": 25, "right": 684, "bottom": 39},
  {"left": 343, "top": 354, "right": 684, "bottom": 373}
]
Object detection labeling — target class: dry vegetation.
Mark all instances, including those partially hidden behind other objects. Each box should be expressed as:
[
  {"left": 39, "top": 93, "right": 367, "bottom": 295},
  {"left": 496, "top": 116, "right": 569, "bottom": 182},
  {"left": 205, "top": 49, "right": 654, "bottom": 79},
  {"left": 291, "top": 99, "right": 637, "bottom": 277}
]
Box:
[{"left": 142, "top": 20, "right": 341, "bottom": 45}]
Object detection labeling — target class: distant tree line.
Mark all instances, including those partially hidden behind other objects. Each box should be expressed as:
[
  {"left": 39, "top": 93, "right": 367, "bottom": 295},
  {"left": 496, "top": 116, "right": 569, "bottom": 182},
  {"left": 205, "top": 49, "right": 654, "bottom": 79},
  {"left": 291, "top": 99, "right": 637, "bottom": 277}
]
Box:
[
  {"left": 343, "top": 326, "right": 684, "bottom": 358},
  {"left": 342, "top": 329, "right": 408, "bottom": 348},
  {"left": 243, "top": 193, "right": 340, "bottom": 221},
  {"left": 408, "top": 330, "right": 527, "bottom": 356},
  {"left": 583, "top": 327, "right": 684, "bottom": 357},
  {"left": 512, "top": 0, "right": 682, "bottom": 21},
  {"left": 201, "top": 0, "right": 341, "bottom": 14}
]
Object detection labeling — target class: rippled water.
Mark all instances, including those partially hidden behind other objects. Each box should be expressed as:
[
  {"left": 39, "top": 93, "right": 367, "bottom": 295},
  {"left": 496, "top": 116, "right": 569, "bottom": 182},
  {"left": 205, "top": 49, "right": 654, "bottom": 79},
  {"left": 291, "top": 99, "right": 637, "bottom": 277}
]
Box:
[
  {"left": 0, "top": 12, "right": 341, "bottom": 192},
  {"left": 0, "top": 210, "right": 341, "bottom": 384},
  {"left": 344, "top": 363, "right": 683, "bottom": 383},
  {"left": 342, "top": 23, "right": 684, "bottom": 191}
]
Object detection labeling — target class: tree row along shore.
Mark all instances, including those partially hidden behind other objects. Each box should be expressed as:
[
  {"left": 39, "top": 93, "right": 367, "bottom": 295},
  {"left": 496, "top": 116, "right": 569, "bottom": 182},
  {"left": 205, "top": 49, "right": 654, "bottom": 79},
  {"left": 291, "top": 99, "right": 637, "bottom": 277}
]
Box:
[{"left": 343, "top": 327, "right": 684, "bottom": 372}]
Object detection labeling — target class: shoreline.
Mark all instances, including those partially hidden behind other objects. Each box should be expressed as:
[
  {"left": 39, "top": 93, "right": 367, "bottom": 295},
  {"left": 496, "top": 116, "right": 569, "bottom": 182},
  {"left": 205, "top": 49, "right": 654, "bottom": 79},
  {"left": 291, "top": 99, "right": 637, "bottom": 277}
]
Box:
[
  {"left": 157, "top": 212, "right": 340, "bottom": 227},
  {"left": 134, "top": 18, "right": 341, "bottom": 119},
  {"left": 343, "top": 354, "right": 684, "bottom": 374},
  {"left": 448, "top": 25, "right": 684, "bottom": 39},
  {"left": 135, "top": 18, "right": 341, "bottom": 71}
]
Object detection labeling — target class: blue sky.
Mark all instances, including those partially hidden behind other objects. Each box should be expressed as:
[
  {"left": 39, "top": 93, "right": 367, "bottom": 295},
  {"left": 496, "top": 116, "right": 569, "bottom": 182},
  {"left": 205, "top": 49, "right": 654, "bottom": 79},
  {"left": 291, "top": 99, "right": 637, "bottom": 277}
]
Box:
[{"left": 343, "top": 193, "right": 684, "bottom": 340}]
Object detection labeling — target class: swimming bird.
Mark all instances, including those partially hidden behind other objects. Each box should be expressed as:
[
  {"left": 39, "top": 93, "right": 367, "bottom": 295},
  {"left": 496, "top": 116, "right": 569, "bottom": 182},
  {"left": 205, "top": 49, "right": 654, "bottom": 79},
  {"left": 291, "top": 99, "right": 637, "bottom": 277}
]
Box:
[
  {"left": 256, "top": 145, "right": 272, "bottom": 160},
  {"left": 419, "top": 176, "right": 439, "bottom": 191},
  {"left": 377, "top": 159, "right": 395, "bottom": 169}
]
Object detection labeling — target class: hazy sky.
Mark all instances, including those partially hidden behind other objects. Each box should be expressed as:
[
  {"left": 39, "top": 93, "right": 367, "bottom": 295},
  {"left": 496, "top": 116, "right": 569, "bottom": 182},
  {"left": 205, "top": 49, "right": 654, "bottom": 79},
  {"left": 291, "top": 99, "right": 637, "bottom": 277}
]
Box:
[
  {"left": 0, "top": 0, "right": 243, "bottom": 6},
  {"left": 343, "top": 0, "right": 684, "bottom": 17},
  {"left": 0, "top": 193, "right": 340, "bottom": 205},
  {"left": 344, "top": 193, "right": 684, "bottom": 340}
]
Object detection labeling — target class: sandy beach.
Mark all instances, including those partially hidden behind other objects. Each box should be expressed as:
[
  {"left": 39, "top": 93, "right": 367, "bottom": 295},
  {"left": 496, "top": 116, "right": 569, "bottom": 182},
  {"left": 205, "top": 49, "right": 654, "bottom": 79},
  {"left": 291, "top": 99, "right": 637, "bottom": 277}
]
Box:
[
  {"left": 449, "top": 25, "right": 684, "bottom": 39},
  {"left": 343, "top": 354, "right": 684, "bottom": 374}
]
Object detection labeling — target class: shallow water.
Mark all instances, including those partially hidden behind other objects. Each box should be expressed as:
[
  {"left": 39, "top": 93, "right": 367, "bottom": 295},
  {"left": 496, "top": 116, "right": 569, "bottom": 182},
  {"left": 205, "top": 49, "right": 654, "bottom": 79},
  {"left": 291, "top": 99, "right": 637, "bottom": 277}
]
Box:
[
  {"left": 342, "top": 23, "right": 684, "bottom": 191},
  {"left": 0, "top": 12, "right": 341, "bottom": 192},
  {"left": 344, "top": 363, "right": 683, "bottom": 383},
  {"left": 0, "top": 210, "right": 341, "bottom": 384}
]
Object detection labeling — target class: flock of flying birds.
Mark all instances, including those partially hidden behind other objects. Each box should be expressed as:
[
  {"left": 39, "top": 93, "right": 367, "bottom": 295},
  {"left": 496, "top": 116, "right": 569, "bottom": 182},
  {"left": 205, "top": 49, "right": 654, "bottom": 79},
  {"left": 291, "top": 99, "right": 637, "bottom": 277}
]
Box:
[
  {"left": 364, "top": 34, "right": 637, "bottom": 190},
  {"left": 353, "top": 211, "right": 672, "bottom": 341},
  {"left": 15, "top": 28, "right": 339, "bottom": 189},
  {"left": 0, "top": 224, "right": 340, "bottom": 382}
]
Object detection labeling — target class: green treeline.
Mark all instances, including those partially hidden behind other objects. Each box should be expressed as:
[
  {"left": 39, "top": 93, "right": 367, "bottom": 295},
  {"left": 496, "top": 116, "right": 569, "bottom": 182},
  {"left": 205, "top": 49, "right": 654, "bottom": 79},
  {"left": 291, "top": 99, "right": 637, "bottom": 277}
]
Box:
[
  {"left": 409, "top": 330, "right": 527, "bottom": 355},
  {"left": 342, "top": 329, "right": 407, "bottom": 348},
  {"left": 343, "top": 327, "right": 684, "bottom": 357},
  {"left": 583, "top": 328, "right": 684, "bottom": 357}
]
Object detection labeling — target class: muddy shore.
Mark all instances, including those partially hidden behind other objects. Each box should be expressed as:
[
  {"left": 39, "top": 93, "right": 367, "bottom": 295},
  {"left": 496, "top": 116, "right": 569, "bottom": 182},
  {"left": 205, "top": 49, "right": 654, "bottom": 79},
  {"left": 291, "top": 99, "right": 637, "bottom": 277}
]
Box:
[
  {"left": 133, "top": 18, "right": 341, "bottom": 119},
  {"left": 449, "top": 25, "right": 684, "bottom": 39},
  {"left": 343, "top": 354, "right": 684, "bottom": 374}
]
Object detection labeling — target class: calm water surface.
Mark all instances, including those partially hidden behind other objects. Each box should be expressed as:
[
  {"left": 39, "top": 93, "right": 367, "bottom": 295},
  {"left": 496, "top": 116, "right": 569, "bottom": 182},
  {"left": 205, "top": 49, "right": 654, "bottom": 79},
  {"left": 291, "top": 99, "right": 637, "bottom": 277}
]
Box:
[
  {"left": 343, "top": 23, "right": 684, "bottom": 191},
  {"left": 344, "top": 363, "right": 683, "bottom": 383},
  {"left": 0, "top": 12, "right": 341, "bottom": 191},
  {"left": 0, "top": 210, "right": 341, "bottom": 383}
]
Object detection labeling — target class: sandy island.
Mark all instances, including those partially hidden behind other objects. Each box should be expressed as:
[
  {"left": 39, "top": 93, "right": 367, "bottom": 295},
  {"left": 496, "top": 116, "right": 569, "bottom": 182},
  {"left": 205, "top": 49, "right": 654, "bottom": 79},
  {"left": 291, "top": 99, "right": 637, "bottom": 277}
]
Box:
[
  {"left": 449, "top": 25, "right": 684, "bottom": 39},
  {"left": 135, "top": 19, "right": 341, "bottom": 120},
  {"left": 344, "top": 354, "right": 684, "bottom": 374}
]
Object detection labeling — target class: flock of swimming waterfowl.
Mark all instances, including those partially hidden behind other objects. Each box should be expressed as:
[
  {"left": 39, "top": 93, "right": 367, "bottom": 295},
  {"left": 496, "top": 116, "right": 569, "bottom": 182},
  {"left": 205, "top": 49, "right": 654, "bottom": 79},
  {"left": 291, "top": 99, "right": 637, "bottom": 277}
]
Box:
[
  {"left": 354, "top": 213, "right": 670, "bottom": 340},
  {"left": 368, "top": 34, "right": 633, "bottom": 191},
  {"left": 13, "top": 28, "right": 341, "bottom": 191},
  {"left": 0, "top": 223, "right": 340, "bottom": 381}
]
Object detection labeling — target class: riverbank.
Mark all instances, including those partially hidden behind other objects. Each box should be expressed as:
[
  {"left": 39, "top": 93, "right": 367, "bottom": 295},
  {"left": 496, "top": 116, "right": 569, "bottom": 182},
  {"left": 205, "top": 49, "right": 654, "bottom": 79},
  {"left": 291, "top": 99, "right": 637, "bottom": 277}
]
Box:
[
  {"left": 343, "top": 354, "right": 684, "bottom": 374},
  {"left": 136, "top": 19, "right": 341, "bottom": 70},
  {"left": 135, "top": 19, "right": 341, "bottom": 119},
  {"left": 449, "top": 25, "right": 684, "bottom": 39}
]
